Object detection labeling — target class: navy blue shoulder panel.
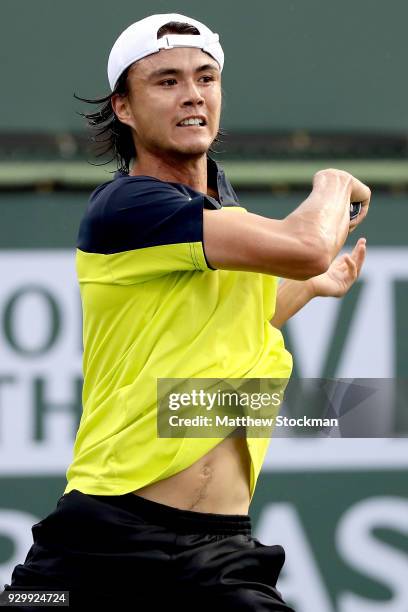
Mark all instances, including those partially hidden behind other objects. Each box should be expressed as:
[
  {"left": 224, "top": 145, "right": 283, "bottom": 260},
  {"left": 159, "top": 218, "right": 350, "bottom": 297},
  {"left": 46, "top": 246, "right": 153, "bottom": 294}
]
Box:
[{"left": 77, "top": 176, "right": 221, "bottom": 255}]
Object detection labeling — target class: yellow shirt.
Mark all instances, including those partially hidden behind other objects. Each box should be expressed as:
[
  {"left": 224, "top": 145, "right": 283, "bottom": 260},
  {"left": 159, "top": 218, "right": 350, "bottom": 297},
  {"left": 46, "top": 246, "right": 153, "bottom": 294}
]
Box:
[{"left": 64, "top": 157, "right": 293, "bottom": 501}]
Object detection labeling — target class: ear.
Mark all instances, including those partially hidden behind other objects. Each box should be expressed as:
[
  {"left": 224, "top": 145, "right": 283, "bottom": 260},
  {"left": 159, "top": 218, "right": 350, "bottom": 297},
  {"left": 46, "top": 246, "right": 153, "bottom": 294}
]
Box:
[{"left": 111, "top": 93, "right": 135, "bottom": 129}]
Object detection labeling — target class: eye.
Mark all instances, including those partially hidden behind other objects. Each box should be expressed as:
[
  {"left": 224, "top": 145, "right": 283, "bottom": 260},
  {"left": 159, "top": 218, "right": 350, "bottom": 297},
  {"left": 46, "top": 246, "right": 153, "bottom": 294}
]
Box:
[
  {"left": 199, "top": 75, "right": 215, "bottom": 83},
  {"left": 160, "top": 78, "right": 177, "bottom": 86}
]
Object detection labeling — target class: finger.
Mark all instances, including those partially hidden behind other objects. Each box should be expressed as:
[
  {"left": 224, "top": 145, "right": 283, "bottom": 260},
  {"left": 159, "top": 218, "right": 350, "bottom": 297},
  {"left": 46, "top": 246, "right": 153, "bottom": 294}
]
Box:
[
  {"left": 352, "top": 181, "right": 371, "bottom": 214},
  {"left": 351, "top": 238, "right": 366, "bottom": 259},
  {"left": 345, "top": 253, "right": 356, "bottom": 268},
  {"left": 356, "top": 247, "right": 366, "bottom": 274},
  {"left": 351, "top": 177, "right": 371, "bottom": 206},
  {"left": 345, "top": 254, "right": 358, "bottom": 279},
  {"left": 355, "top": 237, "right": 367, "bottom": 249},
  {"left": 351, "top": 242, "right": 366, "bottom": 275},
  {"left": 350, "top": 187, "right": 371, "bottom": 230}
]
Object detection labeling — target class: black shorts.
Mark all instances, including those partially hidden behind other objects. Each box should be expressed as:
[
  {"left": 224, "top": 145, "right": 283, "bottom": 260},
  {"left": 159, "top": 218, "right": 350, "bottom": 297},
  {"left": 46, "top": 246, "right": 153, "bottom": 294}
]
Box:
[{"left": 3, "top": 489, "right": 295, "bottom": 611}]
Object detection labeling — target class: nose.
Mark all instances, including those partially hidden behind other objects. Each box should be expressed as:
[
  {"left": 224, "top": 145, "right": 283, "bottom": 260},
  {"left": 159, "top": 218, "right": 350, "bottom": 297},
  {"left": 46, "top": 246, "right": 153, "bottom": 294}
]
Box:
[{"left": 181, "top": 79, "right": 204, "bottom": 107}]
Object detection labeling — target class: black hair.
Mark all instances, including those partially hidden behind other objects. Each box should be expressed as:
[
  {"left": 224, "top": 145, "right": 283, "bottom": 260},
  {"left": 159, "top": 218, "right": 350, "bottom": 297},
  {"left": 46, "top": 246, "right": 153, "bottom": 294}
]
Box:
[{"left": 74, "top": 21, "right": 225, "bottom": 174}]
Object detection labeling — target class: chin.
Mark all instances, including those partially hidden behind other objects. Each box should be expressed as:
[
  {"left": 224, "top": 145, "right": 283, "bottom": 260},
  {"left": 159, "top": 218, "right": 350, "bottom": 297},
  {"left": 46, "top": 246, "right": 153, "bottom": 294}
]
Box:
[
  {"left": 169, "top": 142, "right": 210, "bottom": 157},
  {"left": 170, "top": 133, "right": 214, "bottom": 156}
]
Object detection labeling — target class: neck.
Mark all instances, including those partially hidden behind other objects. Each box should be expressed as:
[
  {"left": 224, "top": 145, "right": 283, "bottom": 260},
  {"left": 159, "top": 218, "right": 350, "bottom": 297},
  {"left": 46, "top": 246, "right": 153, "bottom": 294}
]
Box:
[{"left": 129, "top": 150, "right": 208, "bottom": 194}]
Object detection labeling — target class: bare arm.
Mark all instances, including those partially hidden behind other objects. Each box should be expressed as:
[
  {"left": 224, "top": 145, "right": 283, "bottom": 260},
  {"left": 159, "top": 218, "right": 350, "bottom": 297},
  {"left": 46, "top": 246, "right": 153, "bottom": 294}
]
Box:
[
  {"left": 270, "top": 278, "right": 316, "bottom": 329},
  {"left": 202, "top": 169, "right": 371, "bottom": 281},
  {"left": 270, "top": 237, "right": 367, "bottom": 329}
]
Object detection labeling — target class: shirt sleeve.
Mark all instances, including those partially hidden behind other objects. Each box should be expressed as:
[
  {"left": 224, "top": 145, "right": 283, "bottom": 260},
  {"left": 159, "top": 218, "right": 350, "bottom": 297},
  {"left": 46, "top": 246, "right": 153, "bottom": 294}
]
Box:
[{"left": 77, "top": 178, "right": 217, "bottom": 285}]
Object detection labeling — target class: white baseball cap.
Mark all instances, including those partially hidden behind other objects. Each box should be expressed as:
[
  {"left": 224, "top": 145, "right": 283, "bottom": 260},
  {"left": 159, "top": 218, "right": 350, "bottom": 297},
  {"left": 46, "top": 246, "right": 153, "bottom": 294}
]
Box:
[{"left": 107, "top": 13, "right": 224, "bottom": 92}]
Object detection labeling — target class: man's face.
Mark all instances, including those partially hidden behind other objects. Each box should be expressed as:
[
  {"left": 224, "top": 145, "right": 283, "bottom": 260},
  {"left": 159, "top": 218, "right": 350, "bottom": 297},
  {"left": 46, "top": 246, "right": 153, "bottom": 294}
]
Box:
[{"left": 113, "top": 47, "right": 222, "bottom": 158}]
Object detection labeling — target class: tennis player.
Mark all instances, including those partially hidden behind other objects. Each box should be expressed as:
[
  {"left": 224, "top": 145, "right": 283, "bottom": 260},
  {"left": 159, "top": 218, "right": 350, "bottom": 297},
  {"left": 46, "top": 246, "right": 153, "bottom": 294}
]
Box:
[{"left": 3, "top": 13, "right": 370, "bottom": 610}]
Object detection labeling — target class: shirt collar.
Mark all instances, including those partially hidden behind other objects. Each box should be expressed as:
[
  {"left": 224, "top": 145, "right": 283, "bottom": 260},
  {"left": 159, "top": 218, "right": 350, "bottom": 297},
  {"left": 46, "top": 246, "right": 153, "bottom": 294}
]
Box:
[
  {"left": 114, "top": 155, "right": 240, "bottom": 208},
  {"left": 206, "top": 155, "right": 240, "bottom": 207}
]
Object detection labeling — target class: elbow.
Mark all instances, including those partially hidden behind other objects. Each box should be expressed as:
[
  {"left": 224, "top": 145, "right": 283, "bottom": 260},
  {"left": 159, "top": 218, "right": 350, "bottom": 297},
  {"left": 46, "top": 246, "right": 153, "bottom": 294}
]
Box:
[
  {"left": 278, "top": 217, "right": 331, "bottom": 281},
  {"left": 304, "top": 253, "right": 330, "bottom": 279},
  {"left": 278, "top": 254, "right": 329, "bottom": 281}
]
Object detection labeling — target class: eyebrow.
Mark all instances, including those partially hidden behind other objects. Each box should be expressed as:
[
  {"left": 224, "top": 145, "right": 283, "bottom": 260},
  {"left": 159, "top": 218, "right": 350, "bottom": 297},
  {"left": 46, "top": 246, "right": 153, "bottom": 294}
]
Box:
[{"left": 148, "top": 63, "right": 219, "bottom": 80}]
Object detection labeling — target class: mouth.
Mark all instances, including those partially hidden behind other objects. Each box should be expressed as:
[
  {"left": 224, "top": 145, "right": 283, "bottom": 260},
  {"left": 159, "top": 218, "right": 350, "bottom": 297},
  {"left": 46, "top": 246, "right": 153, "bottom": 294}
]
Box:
[{"left": 176, "top": 117, "right": 207, "bottom": 128}]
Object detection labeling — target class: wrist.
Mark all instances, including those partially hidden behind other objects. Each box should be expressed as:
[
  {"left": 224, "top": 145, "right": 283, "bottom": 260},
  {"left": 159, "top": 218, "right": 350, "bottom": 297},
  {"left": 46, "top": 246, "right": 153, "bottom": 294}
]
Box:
[{"left": 305, "top": 276, "right": 321, "bottom": 299}]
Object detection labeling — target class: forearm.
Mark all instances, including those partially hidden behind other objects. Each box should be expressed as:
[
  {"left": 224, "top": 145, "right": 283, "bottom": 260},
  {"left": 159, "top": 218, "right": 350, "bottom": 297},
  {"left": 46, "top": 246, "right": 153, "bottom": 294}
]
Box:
[
  {"left": 285, "top": 171, "right": 352, "bottom": 263},
  {"left": 270, "top": 278, "right": 316, "bottom": 329}
]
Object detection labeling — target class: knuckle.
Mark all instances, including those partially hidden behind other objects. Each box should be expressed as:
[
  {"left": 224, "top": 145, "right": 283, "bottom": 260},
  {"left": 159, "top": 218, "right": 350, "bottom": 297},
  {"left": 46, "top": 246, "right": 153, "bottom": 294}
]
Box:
[{"left": 315, "top": 168, "right": 336, "bottom": 176}]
